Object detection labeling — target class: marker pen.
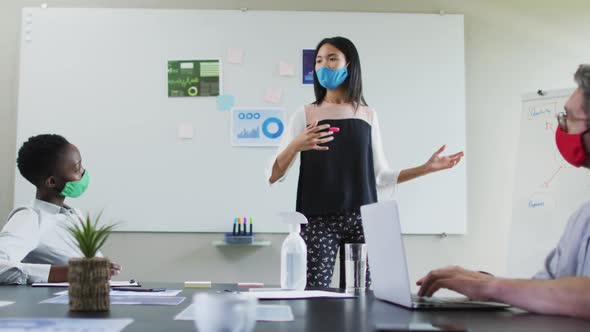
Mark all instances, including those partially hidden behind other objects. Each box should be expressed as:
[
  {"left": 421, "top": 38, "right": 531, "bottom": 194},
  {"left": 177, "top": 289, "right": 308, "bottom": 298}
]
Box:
[
  {"left": 249, "top": 217, "right": 253, "bottom": 235},
  {"left": 232, "top": 218, "right": 237, "bottom": 236}
]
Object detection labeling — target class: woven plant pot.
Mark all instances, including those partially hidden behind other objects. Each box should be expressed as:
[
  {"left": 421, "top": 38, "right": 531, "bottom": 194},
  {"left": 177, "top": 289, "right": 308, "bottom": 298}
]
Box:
[{"left": 68, "top": 257, "right": 110, "bottom": 312}]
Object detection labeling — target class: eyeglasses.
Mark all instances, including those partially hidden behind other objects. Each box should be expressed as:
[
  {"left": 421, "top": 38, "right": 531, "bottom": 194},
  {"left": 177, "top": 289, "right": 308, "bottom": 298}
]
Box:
[{"left": 557, "top": 111, "right": 590, "bottom": 133}]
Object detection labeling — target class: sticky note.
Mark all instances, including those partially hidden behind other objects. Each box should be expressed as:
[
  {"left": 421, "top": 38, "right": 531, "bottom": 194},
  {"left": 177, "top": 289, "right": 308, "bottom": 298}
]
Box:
[
  {"left": 227, "top": 48, "right": 244, "bottom": 64},
  {"left": 264, "top": 87, "right": 282, "bottom": 104},
  {"left": 177, "top": 124, "right": 194, "bottom": 139},
  {"left": 184, "top": 281, "right": 212, "bottom": 288},
  {"left": 238, "top": 282, "right": 264, "bottom": 288},
  {"left": 279, "top": 61, "right": 295, "bottom": 77},
  {"left": 217, "top": 95, "right": 235, "bottom": 111}
]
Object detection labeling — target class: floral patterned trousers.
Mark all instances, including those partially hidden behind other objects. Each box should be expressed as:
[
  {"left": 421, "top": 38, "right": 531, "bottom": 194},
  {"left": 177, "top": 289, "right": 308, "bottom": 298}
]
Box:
[{"left": 300, "top": 210, "right": 371, "bottom": 288}]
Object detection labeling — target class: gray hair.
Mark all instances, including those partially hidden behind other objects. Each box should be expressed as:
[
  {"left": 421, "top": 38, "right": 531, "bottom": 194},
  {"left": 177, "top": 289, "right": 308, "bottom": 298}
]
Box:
[{"left": 574, "top": 65, "right": 590, "bottom": 115}]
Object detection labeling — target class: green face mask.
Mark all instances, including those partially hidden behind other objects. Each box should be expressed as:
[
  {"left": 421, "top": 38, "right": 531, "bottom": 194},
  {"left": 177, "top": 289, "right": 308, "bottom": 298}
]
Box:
[{"left": 60, "top": 170, "right": 90, "bottom": 198}]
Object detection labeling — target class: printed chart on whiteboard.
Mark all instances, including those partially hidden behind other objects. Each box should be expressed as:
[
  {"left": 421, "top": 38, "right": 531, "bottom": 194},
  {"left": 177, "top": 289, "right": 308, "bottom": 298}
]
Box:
[
  {"left": 231, "top": 108, "right": 285, "bottom": 147},
  {"left": 167, "top": 59, "right": 221, "bottom": 97},
  {"left": 507, "top": 88, "right": 590, "bottom": 278}
]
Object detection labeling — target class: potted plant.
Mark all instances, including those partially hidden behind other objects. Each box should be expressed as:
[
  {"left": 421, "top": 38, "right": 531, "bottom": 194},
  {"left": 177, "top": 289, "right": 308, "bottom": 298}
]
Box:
[{"left": 66, "top": 212, "right": 116, "bottom": 312}]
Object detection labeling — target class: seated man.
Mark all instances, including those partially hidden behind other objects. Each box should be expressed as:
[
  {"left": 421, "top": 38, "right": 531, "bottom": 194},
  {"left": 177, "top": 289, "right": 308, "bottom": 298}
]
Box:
[
  {"left": 0, "top": 134, "right": 121, "bottom": 284},
  {"left": 416, "top": 65, "right": 590, "bottom": 320}
]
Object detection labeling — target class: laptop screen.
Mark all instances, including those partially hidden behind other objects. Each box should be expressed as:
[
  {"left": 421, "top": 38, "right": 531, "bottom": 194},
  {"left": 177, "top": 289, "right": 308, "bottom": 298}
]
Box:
[{"left": 361, "top": 200, "right": 413, "bottom": 307}]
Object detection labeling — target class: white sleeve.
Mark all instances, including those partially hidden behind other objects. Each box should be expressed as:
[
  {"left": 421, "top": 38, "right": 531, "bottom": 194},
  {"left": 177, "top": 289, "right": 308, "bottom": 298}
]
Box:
[
  {"left": 264, "top": 107, "right": 307, "bottom": 186},
  {"left": 0, "top": 209, "right": 50, "bottom": 284},
  {"left": 372, "top": 111, "right": 400, "bottom": 197}
]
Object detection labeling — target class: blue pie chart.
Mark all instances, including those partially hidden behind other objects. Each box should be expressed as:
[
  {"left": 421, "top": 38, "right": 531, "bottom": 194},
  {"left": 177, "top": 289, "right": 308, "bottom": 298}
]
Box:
[{"left": 262, "top": 117, "right": 284, "bottom": 139}]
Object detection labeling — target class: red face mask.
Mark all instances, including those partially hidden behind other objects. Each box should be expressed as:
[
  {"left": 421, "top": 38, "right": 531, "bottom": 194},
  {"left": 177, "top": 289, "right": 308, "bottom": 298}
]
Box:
[{"left": 555, "top": 126, "right": 590, "bottom": 167}]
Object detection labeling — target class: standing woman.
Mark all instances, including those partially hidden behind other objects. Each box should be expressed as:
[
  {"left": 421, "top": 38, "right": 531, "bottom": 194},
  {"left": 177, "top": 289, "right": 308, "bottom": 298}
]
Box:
[{"left": 266, "top": 37, "right": 463, "bottom": 288}]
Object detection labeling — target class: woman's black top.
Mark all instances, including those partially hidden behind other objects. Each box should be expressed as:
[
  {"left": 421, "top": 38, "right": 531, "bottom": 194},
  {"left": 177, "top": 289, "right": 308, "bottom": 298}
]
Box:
[{"left": 296, "top": 118, "right": 378, "bottom": 216}]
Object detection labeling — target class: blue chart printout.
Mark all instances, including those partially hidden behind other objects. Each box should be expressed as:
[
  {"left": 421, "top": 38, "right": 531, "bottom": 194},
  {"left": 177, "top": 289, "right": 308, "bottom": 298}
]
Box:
[
  {"left": 41, "top": 295, "right": 185, "bottom": 306},
  {"left": 231, "top": 108, "right": 285, "bottom": 147},
  {"left": 302, "top": 49, "right": 315, "bottom": 85},
  {"left": 0, "top": 318, "right": 133, "bottom": 332}
]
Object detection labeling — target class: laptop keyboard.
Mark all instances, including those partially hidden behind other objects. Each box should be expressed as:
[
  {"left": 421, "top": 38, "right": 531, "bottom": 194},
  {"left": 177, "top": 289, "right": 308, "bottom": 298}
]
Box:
[
  {"left": 412, "top": 295, "right": 443, "bottom": 303},
  {"left": 411, "top": 295, "right": 455, "bottom": 304}
]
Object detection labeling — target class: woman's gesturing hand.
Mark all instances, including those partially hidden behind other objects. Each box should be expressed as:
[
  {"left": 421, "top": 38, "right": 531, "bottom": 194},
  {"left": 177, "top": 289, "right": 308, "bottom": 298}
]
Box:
[{"left": 290, "top": 120, "right": 334, "bottom": 152}]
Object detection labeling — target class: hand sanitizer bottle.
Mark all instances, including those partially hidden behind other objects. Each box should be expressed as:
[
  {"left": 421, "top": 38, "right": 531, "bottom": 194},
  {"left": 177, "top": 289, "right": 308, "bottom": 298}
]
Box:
[{"left": 280, "top": 212, "right": 308, "bottom": 291}]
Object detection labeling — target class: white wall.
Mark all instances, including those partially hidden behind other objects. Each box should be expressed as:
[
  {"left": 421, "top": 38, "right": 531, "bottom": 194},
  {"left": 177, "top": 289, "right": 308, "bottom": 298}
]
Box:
[{"left": 1, "top": 0, "right": 588, "bottom": 287}]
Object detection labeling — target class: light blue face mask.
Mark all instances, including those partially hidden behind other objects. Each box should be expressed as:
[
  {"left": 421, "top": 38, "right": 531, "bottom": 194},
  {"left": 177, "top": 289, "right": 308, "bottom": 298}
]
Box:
[{"left": 316, "top": 66, "right": 348, "bottom": 90}]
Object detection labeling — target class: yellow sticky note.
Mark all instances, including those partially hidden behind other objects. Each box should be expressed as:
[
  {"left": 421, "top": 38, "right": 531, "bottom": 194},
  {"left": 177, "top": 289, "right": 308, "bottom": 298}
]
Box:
[{"left": 184, "top": 281, "right": 212, "bottom": 288}]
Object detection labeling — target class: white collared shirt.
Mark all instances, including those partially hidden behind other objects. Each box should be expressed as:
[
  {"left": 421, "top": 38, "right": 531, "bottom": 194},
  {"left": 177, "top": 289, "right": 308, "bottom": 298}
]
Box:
[{"left": 0, "top": 199, "right": 97, "bottom": 284}]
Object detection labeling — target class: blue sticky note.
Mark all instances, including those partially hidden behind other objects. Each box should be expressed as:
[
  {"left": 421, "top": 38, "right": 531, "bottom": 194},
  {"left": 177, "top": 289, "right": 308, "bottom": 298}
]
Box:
[{"left": 217, "top": 95, "right": 235, "bottom": 111}]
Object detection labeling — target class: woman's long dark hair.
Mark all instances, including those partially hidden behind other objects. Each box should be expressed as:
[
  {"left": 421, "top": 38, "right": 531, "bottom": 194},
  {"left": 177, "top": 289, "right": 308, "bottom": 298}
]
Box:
[{"left": 313, "top": 36, "right": 368, "bottom": 109}]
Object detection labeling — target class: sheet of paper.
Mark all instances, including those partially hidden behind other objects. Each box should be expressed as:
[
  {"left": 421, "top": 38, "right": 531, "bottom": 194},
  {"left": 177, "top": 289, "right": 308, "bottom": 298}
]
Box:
[
  {"left": 177, "top": 123, "right": 194, "bottom": 139},
  {"left": 246, "top": 290, "right": 355, "bottom": 300},
  {"left": 264, "top": 87, "right": 282, "bottom": 104},
  {"left": 32, "top": 280, "right": 140, "bottom": 287},
  {"left": 41, "top": 295, "right": 185, "bottom": 306},
  {"left": 110, "top": 281, "right": 140, "bottom": 287},
  {"left": 0, "top": 318, "right": 133, "bottom": 331},
  {"left": 227, "top": 48, "right": 244, "bottom": 64},
  {"left": 255, "top": 304, "right": 294, "bottom": 322},
  {"left": 175, "top": 304, "right": 294, "bottom": 322},
  {"left": 231, "top": 107, "right": 285, "bottom": 147},
  {"left": 279, "top": 61, "right": 295, "bottom": 76},
  {"left": 217, "top": 94, "right": 235, "bottom": 111},
  {"left": 174, "top": 305, "right": 191, "bottom": 320},
  {"left": 54, "top": 289, "right": 182, "bottom": 297},
  {"left": 0, "top": 301, "right": 14, "bottom": 308},
  {"left": 248, "top": 288, "right": 292, "bottom": 292}
]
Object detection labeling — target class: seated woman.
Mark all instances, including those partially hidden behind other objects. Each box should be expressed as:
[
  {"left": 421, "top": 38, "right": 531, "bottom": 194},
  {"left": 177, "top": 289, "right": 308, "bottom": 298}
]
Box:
[{"left": 0, "top": 134, "right": 121, "bottom": 284}]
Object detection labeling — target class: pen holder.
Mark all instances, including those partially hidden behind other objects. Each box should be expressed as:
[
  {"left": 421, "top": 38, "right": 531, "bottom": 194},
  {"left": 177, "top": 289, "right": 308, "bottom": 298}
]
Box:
[{"left": 225, "top": 233, "right": 254, "bottom": 244}]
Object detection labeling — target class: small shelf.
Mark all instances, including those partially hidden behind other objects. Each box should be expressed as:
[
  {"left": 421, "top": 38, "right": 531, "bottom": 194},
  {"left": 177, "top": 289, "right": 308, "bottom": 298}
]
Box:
[{"left": 212, "top": 240, "right": 272, "bottom": 247}]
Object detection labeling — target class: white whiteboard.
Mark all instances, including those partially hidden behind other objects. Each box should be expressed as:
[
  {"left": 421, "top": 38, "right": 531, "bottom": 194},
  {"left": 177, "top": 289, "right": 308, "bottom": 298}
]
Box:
[
  {"left": 15, "top": 8, "right": 466, "bottom": 233},
  {"left": 507, "top": 89, "right": 590, "bottom": 277}
]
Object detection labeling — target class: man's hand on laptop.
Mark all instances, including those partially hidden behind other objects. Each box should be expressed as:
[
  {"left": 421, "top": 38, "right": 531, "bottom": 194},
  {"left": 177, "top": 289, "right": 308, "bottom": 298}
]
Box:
[{"left": 416, "top": 265, "right": 497, "bottom": 301}]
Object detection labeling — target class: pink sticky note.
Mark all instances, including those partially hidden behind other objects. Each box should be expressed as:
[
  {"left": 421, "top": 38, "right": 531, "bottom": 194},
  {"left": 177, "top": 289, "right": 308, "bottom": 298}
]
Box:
[
  {"left": 177, "top": 124, "right": 194, "bottom": 139},
  {"left": 279, "top": 61, "right": 295, "bottom": 77},
  {"left": 238, "top": 282, "right": 264, "bottom": 288},
  {"left": 264, "top": 87, "right": 283, "bottom": 104},
  {"left": 227, "top": 48, "right": 244, "bottom": 64}
]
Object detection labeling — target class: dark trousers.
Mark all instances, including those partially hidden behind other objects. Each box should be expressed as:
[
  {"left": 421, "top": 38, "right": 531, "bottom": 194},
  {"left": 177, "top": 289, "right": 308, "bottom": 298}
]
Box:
[{"left": 300, "top": 210, "right": 371, "bottom": 288}]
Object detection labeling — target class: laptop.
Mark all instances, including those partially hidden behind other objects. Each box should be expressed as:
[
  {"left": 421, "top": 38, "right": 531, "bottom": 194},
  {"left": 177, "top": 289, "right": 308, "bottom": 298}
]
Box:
[{"left": 360, "top": 200, "right": 510, "bottom": 310}]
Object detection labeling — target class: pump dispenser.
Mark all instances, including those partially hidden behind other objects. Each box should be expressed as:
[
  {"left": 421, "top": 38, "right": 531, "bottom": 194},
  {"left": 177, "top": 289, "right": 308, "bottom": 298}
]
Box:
[{"left": 279, "top": 212, "right": 308, "bottom": 290}]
